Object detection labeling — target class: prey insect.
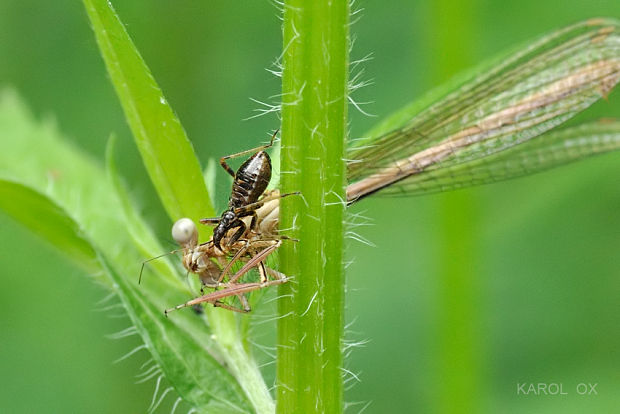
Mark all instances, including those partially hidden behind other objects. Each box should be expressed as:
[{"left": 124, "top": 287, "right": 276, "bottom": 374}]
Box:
[
  {"left": 163, "top": 212, "right": 289, "bottom": 314},
  {"left": 164, "top": 238, "right": 288, "bottom": 315},
  {"left": 142, "top": 131, "right": 298, "bottom": 313}
]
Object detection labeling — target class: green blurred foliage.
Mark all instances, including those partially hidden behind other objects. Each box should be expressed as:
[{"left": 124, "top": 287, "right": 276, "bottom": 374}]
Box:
[{"left": 0, "top": 1, "right": 619, "bottom": 413}]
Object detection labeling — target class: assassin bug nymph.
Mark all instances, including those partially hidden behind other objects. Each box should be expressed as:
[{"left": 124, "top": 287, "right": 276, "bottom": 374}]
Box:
[
  {"left": 201, "top": 129, "right": 299, "bottom": 251},
  {"left": 141, "top": 130, "right": 299, "bottom": 313}
]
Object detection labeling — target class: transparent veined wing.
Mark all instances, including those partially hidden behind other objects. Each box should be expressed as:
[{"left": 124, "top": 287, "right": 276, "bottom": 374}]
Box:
[
  {"left": 363, "top": 120, "right": 620, "bottom": 197},
  {"left": 346, "top": 18, "right": 620, "bottom": 201}
]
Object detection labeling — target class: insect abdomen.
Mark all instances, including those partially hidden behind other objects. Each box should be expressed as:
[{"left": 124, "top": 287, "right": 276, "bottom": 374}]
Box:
[{"left": 230, "top": 151, "right": 272, "bottom": 208}]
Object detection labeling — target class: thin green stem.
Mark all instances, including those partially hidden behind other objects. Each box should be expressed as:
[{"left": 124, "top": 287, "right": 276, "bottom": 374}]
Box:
[
  {"left": 277, "top": 1, "right": 349, "bottom": 413},
  {"left": 210, "top": 314, "right": 275, "bottom": 414}
]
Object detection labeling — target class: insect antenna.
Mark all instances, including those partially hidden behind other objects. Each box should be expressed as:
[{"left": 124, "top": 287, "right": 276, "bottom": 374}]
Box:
[{"left": 138, "top": 248, "right": 183, "bottom": 284}]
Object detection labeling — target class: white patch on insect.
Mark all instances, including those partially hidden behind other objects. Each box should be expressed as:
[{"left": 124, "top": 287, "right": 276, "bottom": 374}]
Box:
[{"left": 171, "top": 218, "right": 197, "bottom": 246}]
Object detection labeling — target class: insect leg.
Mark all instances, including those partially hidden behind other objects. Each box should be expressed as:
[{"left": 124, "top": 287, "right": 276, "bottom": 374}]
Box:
[
  {"left": 217, "top": 240, "right": 250, "bottom": 283},
  {"left": 265, "top": 266, "right": 288, "bottom": 281},
  {"left": 164, "top": 278, "right": 289, "bottom": 315},
  {"left": 227, "top": 219, "right": 248, "bottom": 246},
  {"left": 200, "top": 189, "right": 297, "bottom": 229},
  {"left": 228, "top": 240, "right": 281, "bottom": 284},
  {"left": 258, "top": 261, "right": 268, "bottom": 283},
  {"left": 233, "top": 191, "right": 300, "bottom": 216},
  {"left": 199, "top": 217, "right": 220, "bottom": 226},
  {"left": 249, "top": 210, "right": 258, "bottom": 232},
  {"left": 214, "top": 294, "right": 252, "bottom": 313},
  {"left": 219, "top": 129, "right": 278, "bottom": 177}
]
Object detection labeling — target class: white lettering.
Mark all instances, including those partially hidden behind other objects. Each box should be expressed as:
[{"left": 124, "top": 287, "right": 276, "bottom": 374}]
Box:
[
  {"left": 576, "top": 383, "right": 587, "bottom": 395},
  {"left": 548, "top": 383, "right": 559, "bottom": 395},
  {"left": 588, "top": 383, "right": 598, "bottom": 395},
  {"left": 537, "top": 383, "right": 548, "bottom": 395}
]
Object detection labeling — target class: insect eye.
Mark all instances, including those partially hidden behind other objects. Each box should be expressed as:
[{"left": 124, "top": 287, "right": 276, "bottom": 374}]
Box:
[{"left": 172, "top": 218, "right": 197, "bottom": 245}]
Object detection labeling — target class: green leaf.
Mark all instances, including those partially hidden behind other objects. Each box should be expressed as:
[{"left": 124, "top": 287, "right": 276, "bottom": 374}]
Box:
[
  {"left": 0, "top": 90, "right": 255, "bottom": 413},
  {"left": 82, "top": 0, "right": 214, "bottom": 242},
  {"left": 203, "top": 157, "right": 218, "bottom": 210},
  {"left": 98, "top": 254, "right": 251, "bottom": 414},
  {"left": 0, "top": 179, "right": 98, "bottom": 273},
  {"left": 82, "top": 0, "right": 277, "bottom": 410},
  {"left": 0, "top": 89, "right": 132, "bottom": 269},
  {"left": 105, "top": 134, "right": 179, "bottom": 282}
]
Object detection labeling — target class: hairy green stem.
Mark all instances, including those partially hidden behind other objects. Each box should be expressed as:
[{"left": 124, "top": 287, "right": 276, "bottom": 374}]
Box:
[{"left": 277, "top": 1, "right": 349, "bottom": 413}]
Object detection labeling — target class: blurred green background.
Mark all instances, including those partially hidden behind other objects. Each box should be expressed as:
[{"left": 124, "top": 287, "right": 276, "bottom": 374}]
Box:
[{"left": 1, "top": 1, "right": 619, "bottom": 413}]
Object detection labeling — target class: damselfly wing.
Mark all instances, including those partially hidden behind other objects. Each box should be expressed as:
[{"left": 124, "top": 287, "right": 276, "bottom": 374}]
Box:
[{"left": 346, "top": 19, "right": 620, "bottom": 201}]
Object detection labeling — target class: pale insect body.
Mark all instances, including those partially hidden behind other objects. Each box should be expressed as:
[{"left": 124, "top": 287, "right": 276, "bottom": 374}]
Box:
[
  {"left": 165, "top": 230, "right": 288, "bottom": 315},
  {"left": 171, "top": 194, "right": 283, "bottom": 289}
]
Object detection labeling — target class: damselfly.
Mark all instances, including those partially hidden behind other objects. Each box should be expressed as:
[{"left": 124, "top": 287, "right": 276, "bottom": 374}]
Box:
[{"left": 161, "top": 18, "right": 620, "bottom": 314}]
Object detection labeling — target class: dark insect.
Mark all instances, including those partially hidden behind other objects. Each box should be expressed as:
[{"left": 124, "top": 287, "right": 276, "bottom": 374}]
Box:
[
  {"left": 202, "top": 130, "right": 275, "bottom": 250},
  {"left": 155, "top": 131, "right": 297, "bottom": 314}
]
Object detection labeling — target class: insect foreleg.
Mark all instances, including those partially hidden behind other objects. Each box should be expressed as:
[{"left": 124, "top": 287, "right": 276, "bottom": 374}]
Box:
[{"left": 219, "top": 130, "right": 277, "bottom": 177}]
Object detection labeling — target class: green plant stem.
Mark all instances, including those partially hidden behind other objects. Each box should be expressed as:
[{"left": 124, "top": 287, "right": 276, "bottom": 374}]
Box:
[
  {"left": 277, "top": 1, "right": 349, "bottom": 413},
  {"left": 210, "top": 314, "right": 275, "bottom": 414}
]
